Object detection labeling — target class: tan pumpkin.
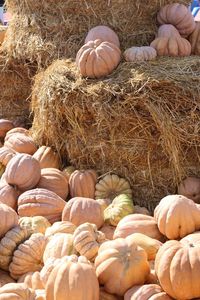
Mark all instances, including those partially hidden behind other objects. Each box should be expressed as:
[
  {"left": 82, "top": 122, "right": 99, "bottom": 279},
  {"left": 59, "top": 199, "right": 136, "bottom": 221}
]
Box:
[
  {"left": 18, "top": 271, "right": 44, "bottom": 290},
  {"left": 154, "top": 194, "right": 200, "bottom": 239},
  {"left": 69, "top": 169, "right": 97, "bottom": 198},
  {"left": 19, "top": 216, "right": 51, "bottom": 234},
  {"left": 188, "top": 22, "right": 200, "bottom": 55},
  {"left": 9, "top": 233, "right": 48, "bottom": 279},
  {"left": 178, "top": 176, "right": 200, "bottom": 204},
  {"left": 134, "top": 205, "right": 150, "bottom": 216},
  {"left": 45, "top": 255, "right": 99, "bottom": 300},
  {"left": 0, "top": 270, "right": 15, "bottom": 287},
  {"left": 157, "top": 3, "right": 195, "bottom": 37},
  {"left": 62, "top": 165, "right": 76, "bottom": 181},
  {"left": 150, "top": 36, "right": 191, "bottom": 56},
  {"left": 124, "top": 284, "right": 173, "bottom": 300},
  {"left": 4, "top": 153, "right": 41, "bottom": 191},
  {"left": 5, "top": 127, "right": 29, "bottom": 140},
  {"left": 0, "top": 119, "right": 14, "bottom": 138},
  {"left": 76, "top": 39, "right": 121, "bottom": 79},
  {"left": 0, "top": 146, "right": 16, "bottom": 166},
  {"left": 95, "top": 174, "right": 132, "bottom": 200},
  {"left": 124, "top": 46, "right": 157, "bottom": 62},
  {"left": 43, "top": 233, "right": 75, "bottom": 263},
  {"left": 114, "top": 214, "right": 163, "bottom": 241},
  {"left": 0, "top": 203, "right": 18, "bottom": 238},
  {"left": 0, "top": 182, "right": 19, "bottom": 209},
  {"left": 85, "top": 25, "right": 120, "bottom": 47},
  {"left": 18, "top": 188, "right": 66, "bottom": 224},
  {"left": 95, "top": 238, "right": 150, "bottom": 296},
  {"left": 62, "top": 197, "right": 104, "bottom": 229},
  {"left": 73, "top": 223, "right": 106, "bottom": 261},
  {"left": 155, "top": 239, "right": 200, "bottom": 299},
  {"left": 0, "top": 283, "right": 35, "bottom": 300},
  {"left": 4, "top": 133, "right": 37, "bottom": 155},
  {"left": 126, "top": 233, "right": 162, "bottom": 260},
  {"left": 99, "top": 224, "right": 115, "bottom": 240},
  {"left": 33, "top": 146, "right": 60, "bottom": 169},
  {"left": 37, "top": 168, "right": 69, "bottom": 200},
  {"left": 45, "top": 221, "right": 77, "bottom": 237}
]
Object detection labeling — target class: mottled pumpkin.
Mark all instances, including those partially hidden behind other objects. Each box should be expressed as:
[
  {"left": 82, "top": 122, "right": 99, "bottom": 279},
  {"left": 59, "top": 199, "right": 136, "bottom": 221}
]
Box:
[
  {"left": 69, "top": 169, "right": 97, "bottom": 198},
  {"left": 0, "top": 203, "right": 18, "bottom": 238},
  {"left": 0, "top": 182, "right": 19, "bottom": 209},
  {"left": 188, "top": 22, "right": 200, "bottom": 55},
  {"left": 4, "top": 133, "right": 37, "bottom": 155},
  {"left": 19, "top": 216, "right": 51, "bottom": 234},
  {"left": 45, "top": 221, "right": 76, "bottom": 237},
  {"left": 178, "top": 176, "right": 200, "bottom": 204},
  {"left": 85, "top": 25, "right": 120, "bottom": 47},
  {"left": 18, "top": 271, "right": 44, "bottom": 290},
  {"left": 33, "top": 146, "right": 60, "bottom": 169},
  {"left": 0, "top": 119, "right": 14, "bottom": 138},
  {"left": 0, "top": 146, "right": 16, "bottom": 166},
  {"left": 0, "top": 283, "right": 35, "bottom": 300},
  {"left": 124, "top": 46, "right": 157, "bottom": 62},
  {"left": 124, "top": 284, "right": 173, "bottom": 300}
]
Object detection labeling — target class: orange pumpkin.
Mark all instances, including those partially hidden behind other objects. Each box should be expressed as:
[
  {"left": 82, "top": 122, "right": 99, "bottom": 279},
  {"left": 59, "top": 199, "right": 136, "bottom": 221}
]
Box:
[
  {"left": 4, "top": 133, "right": 37, "bottom": 155},
  {"left": 85, "top": 25, "right": 120, "bottom": 47},
  {"left": 76, "top": 39, "right": 121, "bottom": 79},
  {"left": 0, "top": 182, "right": 19, "bottom": 209},
  {"left": 124, "top": 284, "right": 173, "bottom": 300},
  {"left": 0, "top": 119, "right": 14, "bottom": 138},
  {"left": 69, "top": 169, "right": 97, "bottom": 198},
  {"left": 33, "top": 146, "right": 61, "bottom": 169},
  {"left": 178, "top": 176, "right": 200, "bottom": 204},
  {"left": 0, "top": 203, "right": 18, "bottom": 238}
]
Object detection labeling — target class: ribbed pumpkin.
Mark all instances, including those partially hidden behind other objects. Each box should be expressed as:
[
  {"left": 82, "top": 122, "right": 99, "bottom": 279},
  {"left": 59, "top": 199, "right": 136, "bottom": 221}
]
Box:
[
  {"left": 4, "top": 153, "right": 41, "bottom": 191},
  {"left": 188, "top": 22, "right": 200, "bottom": 55},
  {"left": 178, "top": 176, "right": 200, "bottom": 204},
  {"left": 0, "top": 182, "right": 19, "bottom": 209},
  {"left": 85, "top": 25, "right": 120, "bottom": 47},
  {"left": 37, "top": 168, "right": 69, "bottom": 200},
  {"left": 157, "top": 24, "right": 180, "bottom": 38},
  {"left": 62, "top": 197, "right": 104, "bottom": 229},
  {"left": 43, "top": 233, "right": 75, "bottom": 263},
  {"left": 124, "top": 284, "right": 173, "bottom": 300},
  {"left": 157, "top": 3, "right": 195, "bottom": 37},
  {"left": 5, "top": 127, "right": 29, "bottom": 140},
  {"left": 0, "top": 270, "right": 15, "bottom": 287},
  {"left": 114, "top": 214, "right": 163, "bottom": 241},
  {"left": 19, "top": 216, "right": 51, "bottom": 234},
  {"left": 154, "top": 194, "right": 200, "bottom": 239},
  {"left": 76, "top": 39, "right": 121, "bottom": 79},
  {"left": 40, "top": 257, "right": 67, "bottom": 286},
  {"left": 0, "top": 146, "right": 16, "bottom": 166},
  {"left": 95, "top": 238, "right": 150, "bottom": 296},
  {"left": 4, "top": 133, "right": 37, "bottom": 155},
  {"left": 124, "top": 46, "right": 157, "bottom": 62},
  {"left": 104, "top": 194, "right": 134, "bottom": 226},
  {"left": 155, "top": 239, "right": 200, "bottom": 299},
  {"left": 99, "top": 224, "right": 115, "bottom": 240},
  {"left": 0, "top": 283, "right": 35, "bottom": 300},
  {"left": 45, "top": 221, "right": 77, "bottom": 237},
  {"left": 95, "top": 174, "right": 132, "bottom": 200},
  {"left": 69, "top": 169, "right": 97, "bottom": 198},
  {"left": 9, "top": 233, "right": 48, "bottom": 279},
  {"left": 73, "top": 223, "right": 106, "bottom": 261},
  {"left": 0, "top": 119, "right": 14, "bottom": 138},
  {"left": 18, "top": 188, "right": 66, "bottom": 224},
  {"left": 33, "top": 146, "right": 61, "bottom": 169},
  {"left": 18, "top": 271, "right": 44, "bottom": 290},
  {"left": 0, "top": 203, "right": 18, "bottom": 238},
  {"left": 45, "top": 255, "right": 99, "bottom": 300}
]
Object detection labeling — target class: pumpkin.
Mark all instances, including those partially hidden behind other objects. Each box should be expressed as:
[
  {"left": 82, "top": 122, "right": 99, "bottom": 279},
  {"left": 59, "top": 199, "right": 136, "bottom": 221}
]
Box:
[
  {"left": 69, "top": 169, "right": 97, "bottom": 198},
  {"left": 19, "top": 216, "right": 51, "bottom": 234},
  {"left": 9, "top": 233, "right": 48, "bottom": 279},
  {"left": 150, "top": 36, "right": 191, "bottom": 57},
  {"left": 33, "top": 146, "right": 60, "bottom": 169},
  {"left": 37, "top": 168, "right": 69, "bottom": 200},
  {"left": 0, "top": 270, "right": 15, "bottom": 287},
  {"left": 85, "top": 25, "right": 120, "bottom": 47},
  {"left": 100, "top": 287, "right": 122, "bottom": 300},
  {"left": 178, "top": 176, "right": 200, "bottom": 204},
  {"left": 126, "top": 233, "right": 162, "bottom": 260},
  {"left": 96, "top": 198, "right": 112, "bottom": 213},
  {"left": 73, "top": 223, "right": 106, "bottom": 261},
  {"left": 104, "top": 194, "right": 134, "bottom": 226},
  {"left": 5, "top": 127, "right": 29, "bottom": 140},
  {"left": 154, "top": 194, "right": 200, "bottom": 239},
  {"left": 18, "top": 188, "right": 66, "bottom": 224},
  {"left": 40, "top": 257, "right": 67, "bottom": 286},
  {"left": 4, "top": 153, "right": 41, "bottom": 191},
  {"left": 0, "top": 146, "right": 16, "bottom": 166},
  {"left": 45, "top": 255, "right": 99, "bottom": 300},
  {"left": 157, "top": 3, "right": 195, "bottom": 37},
  {"left": 0, "top": 119, "right": 14, "bottom": 138},
  {"left": 95, "top": 238, "right": 150, "bottom": 296},
  {"left": 157, "top": 24, "right": 180, "bottom": 38},
  {"left": 124, "top": 284, "right": 173, "bottom": 300},
  {"left": 155, "top": 239, "right": 200, "bottom": 299},
  {"left": 0, "top": 283, "right": 35, "bottom": 300},
  {"left": 0, "top": 182, "right": 19, "bottom": 209},
  {"left": 95, "top": 174, "right": 132, "bottom": 200},
  {"left": 76, "top": 39, "right": 121, "bottom": 79},
  {"left": 134, "top": 205, "right": 150, "bottom": 216},
  {"left": 45, "top": 221, "right": 77, "bottom": 237},
  {"left": 18, "top": 271, "right": 44, "bottom": 290},
  {"left": 99, "top": 224, "right": 115, "bottom": 240},
  {"left": 114, "top": 214, "right": 163, "bottom": 241},
  {"left": 43, "top": 233, "right": 75, "bottom": 263},
  {"left": 0, "top": 203, "right": 18, "bottom": 238},
  {"left": 0, "top": 226, "right": 34, "bottom": 271},
  {"left": 62, "top": 165, "right": 76, "bottom": 181},
  {"left": 4, "top": 133, "right": 37, "bottom": 155},
  {"left": 62, "top": 197, "right": 104, "bottom": 229},
  {"left": 124, "top": 46, "right": 157, "bottom": 62},
  {"left": 181, "top": 231, "right": 200, "bottom": 246},
  {"left": 188, "top": 22, "right": 200, "bottom": 55}
]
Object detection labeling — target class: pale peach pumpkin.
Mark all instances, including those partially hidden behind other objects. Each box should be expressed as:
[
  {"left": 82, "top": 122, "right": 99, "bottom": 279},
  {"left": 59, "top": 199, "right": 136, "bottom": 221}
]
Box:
[
  {"left": 45, "top": 221, "right": 77, "bottom": 237},
  {"left": 85, "top": 25, "right": 120, "bottom": 47},
  {"left": 0, "top": 182, "right": 19, "bottom": 209},
  {"left": 0, "top": 283, "right": 35, "bottom": 299},
  {"left": 124, "top": 46, "right": 157, "bottom": 62},
  {"left": 0, "top": 203, "right": 18, "bottom": 238},
  {"left": 0, "top": 119, "right": 14, "bottom": 138},
  {"left": 0, "top": 146, "right": 16, "bottom": 166},
  {"left": 69, "top": 169, "right": 97, "bottom": 198},
  {"left": 33, "top": 146, "right": 61, "bottom": 169},
  {"left": 18, "top": 271, "right": 44, "bottom": 290},
  {"left": 124, "top": 284, "right": 173, "bottom": 300},
  {"left": 4, "top": 133, "right": 37, "bottom": 155}
]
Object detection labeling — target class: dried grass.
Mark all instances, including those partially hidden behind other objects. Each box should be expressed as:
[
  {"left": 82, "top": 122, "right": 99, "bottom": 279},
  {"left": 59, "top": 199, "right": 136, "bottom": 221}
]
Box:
[
  {"left": 3, "top": 0, "right": 190, "bottom": 68},
  {"left": 31, "top": 57, "right": 200, "bottom": 212}
]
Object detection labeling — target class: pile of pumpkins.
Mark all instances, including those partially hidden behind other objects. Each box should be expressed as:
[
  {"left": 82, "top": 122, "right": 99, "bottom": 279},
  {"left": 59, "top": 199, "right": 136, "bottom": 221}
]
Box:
[
  {"left": 76, "top": 2, "right": 200, "bottom": 79},
  {"left": 0, "top": 118, "right": 200, "bottom": 299}
]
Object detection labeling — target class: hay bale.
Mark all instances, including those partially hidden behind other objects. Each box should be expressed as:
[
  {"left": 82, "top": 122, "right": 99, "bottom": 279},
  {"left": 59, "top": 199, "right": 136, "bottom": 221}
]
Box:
[
  {"left": 0, "top": 54, "right": 35, "bottom": 126},
  {"left": 3, "top": 0, "right": 190, "bottom": 68},
  {"left": 31, "top": 57, "right": 200, "bottom": 212}
]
